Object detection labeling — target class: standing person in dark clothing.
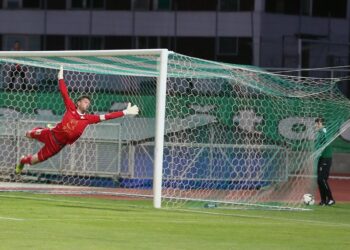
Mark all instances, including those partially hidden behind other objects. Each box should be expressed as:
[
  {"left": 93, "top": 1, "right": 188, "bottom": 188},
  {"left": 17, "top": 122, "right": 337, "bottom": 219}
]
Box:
[
  {"left": 315, "top": 117, "right": 335, "bottom": 206},
  {"left": 6, "top": 41, "right": 28, "bottom": 90}
]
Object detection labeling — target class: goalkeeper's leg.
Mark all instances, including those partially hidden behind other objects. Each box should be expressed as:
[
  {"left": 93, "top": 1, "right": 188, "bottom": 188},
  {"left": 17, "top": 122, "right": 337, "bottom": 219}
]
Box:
[
  {"left": 15, "top": 145, "right": 62, "bottom": 174},
  {"left": 15, "top": 153, "right": 39, "bottom": 174},
  {"left": 15, "top": 127, "right": 43, "bottom": 174},
  {"left": 25, "top": 127, "right": 46, "bottom": 141},
  {"left": 15, "top": 128, "right": 64, "bottom": 174}
]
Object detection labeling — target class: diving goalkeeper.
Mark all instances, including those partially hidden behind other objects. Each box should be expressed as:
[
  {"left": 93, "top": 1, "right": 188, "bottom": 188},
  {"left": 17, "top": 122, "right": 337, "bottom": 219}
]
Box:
[{"left": 15, "top": 66, "right": 139, "bottom": 174}]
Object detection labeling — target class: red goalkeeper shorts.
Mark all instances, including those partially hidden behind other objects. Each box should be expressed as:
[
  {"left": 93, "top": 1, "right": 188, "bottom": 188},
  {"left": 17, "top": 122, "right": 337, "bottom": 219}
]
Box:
[{"left": 29, "top": 127, "right": 65, "bottom": 162}]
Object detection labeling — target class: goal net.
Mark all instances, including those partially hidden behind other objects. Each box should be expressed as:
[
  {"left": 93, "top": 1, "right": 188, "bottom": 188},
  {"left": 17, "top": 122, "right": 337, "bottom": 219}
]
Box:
[{"left": 0, "top": 49, "right": 349, "bottom": 210}]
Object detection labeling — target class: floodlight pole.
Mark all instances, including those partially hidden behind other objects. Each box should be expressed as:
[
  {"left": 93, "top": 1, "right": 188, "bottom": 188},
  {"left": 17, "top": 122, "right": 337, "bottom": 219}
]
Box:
[{"left": 153, "top": 49, "right": 169, "bottom": 209}]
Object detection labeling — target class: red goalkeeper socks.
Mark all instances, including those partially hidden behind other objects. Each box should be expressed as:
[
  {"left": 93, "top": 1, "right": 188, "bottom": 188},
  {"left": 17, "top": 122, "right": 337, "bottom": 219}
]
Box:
[{"left": 20, "top": 155, "right": 32, "bottom": 165}]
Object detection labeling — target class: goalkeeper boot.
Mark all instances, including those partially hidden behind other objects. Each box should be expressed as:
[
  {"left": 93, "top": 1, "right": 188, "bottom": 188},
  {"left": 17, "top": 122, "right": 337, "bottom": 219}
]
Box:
[{"left": 15, "top": 156, "right": 25, "bottom": 175}]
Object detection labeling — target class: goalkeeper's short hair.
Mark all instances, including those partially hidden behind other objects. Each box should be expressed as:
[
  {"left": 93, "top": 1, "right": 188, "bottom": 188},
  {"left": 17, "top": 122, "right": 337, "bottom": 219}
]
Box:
[
  {"left": 315, "top": 117, "right": 324, "bottom": 124},
  {"left": 76, "top": 95, "right": 91, "bottom": 103}
]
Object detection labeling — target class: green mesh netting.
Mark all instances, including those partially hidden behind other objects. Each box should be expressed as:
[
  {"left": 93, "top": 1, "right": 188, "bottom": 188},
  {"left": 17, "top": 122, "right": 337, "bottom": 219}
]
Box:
[{"left": 0, "top": 51, "right": 349, "bottom": 210}]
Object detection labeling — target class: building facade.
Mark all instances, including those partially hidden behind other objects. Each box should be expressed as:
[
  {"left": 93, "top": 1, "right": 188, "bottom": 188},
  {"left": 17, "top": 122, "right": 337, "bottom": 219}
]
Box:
[{"left": 0, "top": 0, "right": 349, "bottom": 70}]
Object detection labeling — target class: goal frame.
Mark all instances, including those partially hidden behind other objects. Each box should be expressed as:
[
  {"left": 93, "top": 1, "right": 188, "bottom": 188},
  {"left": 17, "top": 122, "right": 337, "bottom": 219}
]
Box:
[{"left": 0, "top": 48, "right": 170, "bottom": 209}]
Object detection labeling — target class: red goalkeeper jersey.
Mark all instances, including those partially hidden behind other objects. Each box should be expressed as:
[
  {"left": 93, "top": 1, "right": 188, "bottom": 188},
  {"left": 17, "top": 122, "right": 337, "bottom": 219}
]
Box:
[{"left": 51, "top": 79, "right": 124, "bottom": 145}]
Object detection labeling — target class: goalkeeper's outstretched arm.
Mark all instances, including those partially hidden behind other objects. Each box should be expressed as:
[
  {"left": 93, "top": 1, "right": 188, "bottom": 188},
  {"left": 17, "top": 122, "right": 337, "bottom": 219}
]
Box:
[
  {"left": 58, "top": 66, "right": 76, "bottom": 111},
  {"left": 102, "top": 103, "right": 139, "bottom": 120},
  {"left": 87, "top": 103, "right": 139, "bottom": 124}
]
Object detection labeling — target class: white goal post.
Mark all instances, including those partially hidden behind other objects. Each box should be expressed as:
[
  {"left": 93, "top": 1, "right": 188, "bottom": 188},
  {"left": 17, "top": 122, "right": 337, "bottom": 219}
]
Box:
[{"left": 153, "top": 49, "right": 169, "bottom": 208}]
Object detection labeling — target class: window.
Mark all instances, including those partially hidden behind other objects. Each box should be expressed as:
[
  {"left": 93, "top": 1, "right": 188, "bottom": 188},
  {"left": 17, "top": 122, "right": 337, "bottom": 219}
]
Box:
[
  {"left": 3, "top": 35, "right": 41, "bottom": 50},
  {"left": 71, "top": 0, "right": 90, "bottom": 8},
  {"left": 265, "top": 0, "right": 300, "bottom": 15},
  {"left": 313, "top": 0, "right": 347, "bottom": 18},
  {"left": 71, "top": 0, "right": 104, "bottom": 9},
  {"left": 266, "top": 0, "right": 288, "bottom": 14},
  {"left": 218, "top": 37, "right": 238, "bottom": 55},
  {"left": 176, "top": 37, "right": 215, "bottom": 60},
  {"left": 173, "top": 0, "right": 217, "bottom": 11},
  {"left": 158, "top": 0, "right": 171, "bottom": 10},
  {"left": 160, "top": 37, "right": 175, "bottom": 50},
  {"left": 137, "top": 37, "right": 157, "bottom": 49},
  {"left": 46, "top": 0, "right": 66, "bottom": 9},
  {"left": 266, "top": 0, "right": 347, "bottom": 18},
  {"left": 106, "top": 0, "right": 131, "bottom": 10},
  {"left": 239, "top": 0, "right": 254, "bottom": 11},
  {"left": 220, "top": 0, "right": 239, "bottom": 11},
  {"left": 92, "top": 0, "right": 104, "bottom": 8},
  {"left": 22, "top": 0, "right": 41, "bottom": 8},
  {"left": 69, "top": 36, "right": 103, "bottom": 50},
  {"left": 300, "top": 0, "right": 312, "bottom": 16},
  {"left": 220, "top": 0, "right": 254, "bottom": 11},
  {"left": 330, "top": 0, "right": 347, "bottom": 18},
  {"left": 217, "top": 37, "right": 252, "bottom": 64},
  {"left": 90, "top": 37, "right": 103, "bottom": 50},
  {"left": 69, "top": 36, "right": 90, "bottom": 50},
  {"left": 134, "top": 0, "right": 153, "bottom": 10},
  {"left": 312, "top": 0, "right": 329, "bottom": 17},
  {"left": 135, "top": 36, "right": 175, "bottom": 50},
  {"left": 45, "top": 35, "right": 65, "bottom": 50},
  {"left": 104, "top": 36, "right": 132, "bottom": 49},
  {"left": 6, "top": 0, "right": 20, "bottom": 9}
]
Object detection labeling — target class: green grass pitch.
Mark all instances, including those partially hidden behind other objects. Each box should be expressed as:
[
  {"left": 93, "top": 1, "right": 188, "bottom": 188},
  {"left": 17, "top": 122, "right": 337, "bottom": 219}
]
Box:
[{"left": 0, "top": 192, "right": 349, "bottom": 250}]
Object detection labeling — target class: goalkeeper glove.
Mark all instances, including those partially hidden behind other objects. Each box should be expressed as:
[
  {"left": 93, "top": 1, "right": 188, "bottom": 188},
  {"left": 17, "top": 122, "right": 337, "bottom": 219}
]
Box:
[
  {"left": 58, "top": 65, "right": 63, "bottom": 80},
  {"left": 123, "top": 103, "right": 139, "bottom": 116}
]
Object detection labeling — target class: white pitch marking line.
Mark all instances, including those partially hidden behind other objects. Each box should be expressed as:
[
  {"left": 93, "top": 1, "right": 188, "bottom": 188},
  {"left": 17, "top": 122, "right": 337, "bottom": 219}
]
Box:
[
  {"left": 173, "top": 208, "right": 350, "bottom": 228},
  {"left": 0, "top": 216, "right": 24, "bottom": 221},
  {"left": 0, "top": 194, "right": 148, "bottom": 210}
]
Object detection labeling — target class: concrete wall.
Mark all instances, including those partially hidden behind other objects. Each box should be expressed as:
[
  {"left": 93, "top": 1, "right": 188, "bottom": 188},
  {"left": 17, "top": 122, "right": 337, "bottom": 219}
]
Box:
[{"left": 0, "top": 10, "right": 253, "bottom": 37}]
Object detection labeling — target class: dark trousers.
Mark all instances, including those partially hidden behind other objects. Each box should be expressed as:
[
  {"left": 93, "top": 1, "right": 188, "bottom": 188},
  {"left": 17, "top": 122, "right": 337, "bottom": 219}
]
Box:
[{"left": 317, "top": 157, "right": 334, "bottom": 202}]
